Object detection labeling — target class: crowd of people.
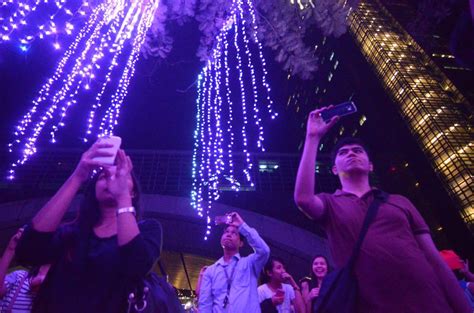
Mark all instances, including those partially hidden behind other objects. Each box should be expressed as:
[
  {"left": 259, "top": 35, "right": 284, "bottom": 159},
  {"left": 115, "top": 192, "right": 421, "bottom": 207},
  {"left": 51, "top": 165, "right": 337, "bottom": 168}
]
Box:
[{"left": 0, "top": 107, "right": 473, "bottom": 312}]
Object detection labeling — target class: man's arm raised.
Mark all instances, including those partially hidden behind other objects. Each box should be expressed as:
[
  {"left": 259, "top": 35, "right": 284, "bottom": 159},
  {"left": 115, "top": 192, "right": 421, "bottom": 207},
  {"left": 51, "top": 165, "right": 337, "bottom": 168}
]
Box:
[{"left": 294, "top": 107, "right": 338, "bottom": 220}]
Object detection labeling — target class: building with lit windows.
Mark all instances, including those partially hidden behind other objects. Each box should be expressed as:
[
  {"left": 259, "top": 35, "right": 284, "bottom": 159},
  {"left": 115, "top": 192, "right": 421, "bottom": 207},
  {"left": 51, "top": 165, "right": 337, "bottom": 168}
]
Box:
[
  {"left": 380, "top": 0, "right": 474, "bottom": 105},
  {"left": 348, "top": 0, "right": 473, "bottom": 231}
]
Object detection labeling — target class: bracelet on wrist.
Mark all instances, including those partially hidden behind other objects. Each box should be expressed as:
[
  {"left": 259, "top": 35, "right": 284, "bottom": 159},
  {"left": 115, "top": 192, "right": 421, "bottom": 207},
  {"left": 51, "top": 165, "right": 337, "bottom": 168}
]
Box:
[{"left": 116, "top": 206, "right": 136, "bottom": 216}]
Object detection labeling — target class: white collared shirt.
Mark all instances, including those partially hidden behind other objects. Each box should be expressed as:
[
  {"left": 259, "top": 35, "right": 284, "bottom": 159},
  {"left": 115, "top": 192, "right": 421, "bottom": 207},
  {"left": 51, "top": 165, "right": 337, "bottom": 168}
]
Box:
[{"left": 198, "top": 223, "right": 270, "bottom": 313}]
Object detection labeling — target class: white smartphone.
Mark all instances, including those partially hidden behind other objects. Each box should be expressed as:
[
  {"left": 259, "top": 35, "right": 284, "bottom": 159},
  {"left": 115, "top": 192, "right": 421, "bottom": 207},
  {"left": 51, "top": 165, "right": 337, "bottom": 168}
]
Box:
[{"left": 93, "top": 136, "right": 122, "bottom": 165}]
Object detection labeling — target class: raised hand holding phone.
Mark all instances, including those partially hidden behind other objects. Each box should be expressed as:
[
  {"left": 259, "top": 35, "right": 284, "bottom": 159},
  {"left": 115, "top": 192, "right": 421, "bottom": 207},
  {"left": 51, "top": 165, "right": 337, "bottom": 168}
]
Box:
[
  {"left": 72, "top": 140, "right": 116, "bottom": 183},
  {"left": 307, "top": 106, "right": 339, "bottom": 139},
  {"left": 306, "top": 101, "right": 357, "bottom": 140},
  {"left": 215, "top": 215, "right": 232, "bottom": 225},
  {"left": 104, "top": 149, "right": 134, "bottom": 205},
  {"left": 320, "top": 101, "right": 357, "bottom": 123},
  {"left": 92, "top": 136, "right": 122, "bottom": 165},
  {"left": 227, "top": 212, "right": 244, "bottom": 227}
]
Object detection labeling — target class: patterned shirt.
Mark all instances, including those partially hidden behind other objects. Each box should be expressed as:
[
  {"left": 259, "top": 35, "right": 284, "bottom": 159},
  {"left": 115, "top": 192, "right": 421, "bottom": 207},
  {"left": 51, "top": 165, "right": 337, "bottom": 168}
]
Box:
[{"left": 0, "top": 270, "right": 36, "bottom": 313}]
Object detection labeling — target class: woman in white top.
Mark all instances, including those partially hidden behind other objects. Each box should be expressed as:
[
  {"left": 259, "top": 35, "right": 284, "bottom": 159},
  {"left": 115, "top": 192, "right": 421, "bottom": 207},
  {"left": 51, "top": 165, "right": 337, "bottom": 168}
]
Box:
[{"left": 258, "top": 257, "right": 305, "bottom": 313}]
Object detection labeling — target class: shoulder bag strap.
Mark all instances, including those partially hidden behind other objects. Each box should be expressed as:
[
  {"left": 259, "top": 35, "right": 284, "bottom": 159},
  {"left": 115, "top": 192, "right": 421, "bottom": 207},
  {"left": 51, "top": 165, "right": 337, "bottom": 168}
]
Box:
[{"left": 347, "top": 190, "right": 388, "bottom": 269}]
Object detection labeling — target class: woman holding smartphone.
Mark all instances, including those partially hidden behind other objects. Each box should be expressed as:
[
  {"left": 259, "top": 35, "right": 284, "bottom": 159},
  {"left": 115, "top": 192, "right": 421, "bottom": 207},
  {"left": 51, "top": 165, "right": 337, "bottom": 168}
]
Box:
[
  {"left": 15, "top": 140, "right": 162, "bottom": 313},
  {"left": 300, "top": 255, "right": 330, "bottom": 313}
]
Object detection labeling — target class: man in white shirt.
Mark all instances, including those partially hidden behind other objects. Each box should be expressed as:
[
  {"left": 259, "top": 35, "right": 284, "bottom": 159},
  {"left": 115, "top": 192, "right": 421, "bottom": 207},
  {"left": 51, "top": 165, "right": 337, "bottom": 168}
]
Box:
[{"left": 198, "top": 212, "right": 270, "bottom": 313}]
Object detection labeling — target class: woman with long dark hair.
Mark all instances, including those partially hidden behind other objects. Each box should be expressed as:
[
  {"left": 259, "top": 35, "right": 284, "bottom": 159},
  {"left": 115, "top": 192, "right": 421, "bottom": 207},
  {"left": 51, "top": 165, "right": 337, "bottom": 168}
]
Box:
[
  {"left": 15, "top": 141, "right": 162, "bottom": 313},
  {"left": 300, "top": 255, "right": 329, "bottom": 313}
]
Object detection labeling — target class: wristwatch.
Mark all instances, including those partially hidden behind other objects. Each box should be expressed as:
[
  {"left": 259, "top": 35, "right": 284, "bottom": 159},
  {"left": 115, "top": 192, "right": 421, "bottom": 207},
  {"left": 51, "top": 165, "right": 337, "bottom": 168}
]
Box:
[{"left": 116, "top": 206, "right": 136, "bottom": 216}]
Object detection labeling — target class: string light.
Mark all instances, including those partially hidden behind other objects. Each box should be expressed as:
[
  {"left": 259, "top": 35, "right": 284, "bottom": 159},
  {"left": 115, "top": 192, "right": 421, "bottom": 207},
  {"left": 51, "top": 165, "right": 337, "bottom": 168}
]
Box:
[
  {"left": 0, "top": 0, "right": 91, "bottom": 50},
  {"left": 245, "top": 0, "right": 277, "bottom": 120},
  {"left": 191, "top": 73, "right": 203, "bottom": 212},
  {"left": 191, "top": 0, "right": 277, "bottom": 239},
  {"left": 7, "top": 0, "right": 161, "bottom": 179}
]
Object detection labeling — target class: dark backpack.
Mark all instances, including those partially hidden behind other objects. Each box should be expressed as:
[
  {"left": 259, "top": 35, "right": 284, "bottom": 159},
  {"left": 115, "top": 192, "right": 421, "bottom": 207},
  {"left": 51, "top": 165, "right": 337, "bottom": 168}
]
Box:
[
  {"left": 127, "top": 271, "right": 184, "bottom": 313},
  {"left": 126, "top": 220, "right": 184, "bottom": 313}
]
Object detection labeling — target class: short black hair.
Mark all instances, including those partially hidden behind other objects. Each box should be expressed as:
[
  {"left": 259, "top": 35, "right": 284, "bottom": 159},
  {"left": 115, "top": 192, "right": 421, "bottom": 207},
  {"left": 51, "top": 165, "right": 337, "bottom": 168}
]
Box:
[
  {"left": 261, "top": 256, "right": 285, "bottom": 283},
  {"left": 330, "top": 137, "right": 371, "bottom": 165}
]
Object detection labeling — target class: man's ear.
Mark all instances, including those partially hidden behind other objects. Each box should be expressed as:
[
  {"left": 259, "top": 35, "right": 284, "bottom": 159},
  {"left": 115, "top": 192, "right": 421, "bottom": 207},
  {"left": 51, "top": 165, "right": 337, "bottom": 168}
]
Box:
[{"left": 332, "top": 165, "right": 338, "bottom": 175}]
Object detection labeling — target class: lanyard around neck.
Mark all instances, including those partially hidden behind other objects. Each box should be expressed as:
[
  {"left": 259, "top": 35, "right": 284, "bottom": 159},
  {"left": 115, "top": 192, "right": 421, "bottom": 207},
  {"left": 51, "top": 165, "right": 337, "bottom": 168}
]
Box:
[
  {"left": 223, "top": 258, "right": 239, "bottom": 294},
  {"left": 222, "top": 258, "right": 239, "bottom": 308}
]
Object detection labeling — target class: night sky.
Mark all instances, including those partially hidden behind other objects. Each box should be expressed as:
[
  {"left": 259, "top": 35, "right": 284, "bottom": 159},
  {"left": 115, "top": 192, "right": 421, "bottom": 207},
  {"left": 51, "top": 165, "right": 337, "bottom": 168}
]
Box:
[{"left": 0, "top": 19, "right": 300, "bottom": 159}]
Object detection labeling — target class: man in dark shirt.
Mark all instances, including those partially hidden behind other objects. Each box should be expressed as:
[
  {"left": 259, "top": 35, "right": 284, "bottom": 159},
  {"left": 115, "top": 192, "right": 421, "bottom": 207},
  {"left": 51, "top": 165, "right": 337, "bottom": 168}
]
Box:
[{"left": 294, "top": 107, "right": 471, "bottom": 313}]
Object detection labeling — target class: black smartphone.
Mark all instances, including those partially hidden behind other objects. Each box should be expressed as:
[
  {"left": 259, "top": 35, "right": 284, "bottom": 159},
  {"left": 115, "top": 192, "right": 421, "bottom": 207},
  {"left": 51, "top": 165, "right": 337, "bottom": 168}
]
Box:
[
  {"left": 215, "top": 215, "right": 232, "bottom": 225},
  {"left": 320, "top": 101, "right": 357, "bottom": 122}
]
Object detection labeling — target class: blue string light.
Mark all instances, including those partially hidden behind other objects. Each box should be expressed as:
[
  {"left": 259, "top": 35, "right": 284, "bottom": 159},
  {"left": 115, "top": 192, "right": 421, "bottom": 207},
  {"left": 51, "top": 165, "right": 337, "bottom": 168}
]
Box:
[
  {"left": 7, "top": 0, "right": 161, "bottom": 179},
  {"left": 191, "top": 0, "right": 277, "bottom": 239}
]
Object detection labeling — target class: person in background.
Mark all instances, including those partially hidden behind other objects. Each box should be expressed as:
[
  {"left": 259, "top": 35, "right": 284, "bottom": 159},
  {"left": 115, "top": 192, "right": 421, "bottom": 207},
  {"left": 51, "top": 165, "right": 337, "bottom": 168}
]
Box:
[
  {"left": 195, "top": 266, "right": 208, "bottom": 300},
  {"left": 0, "top": 228, "right": 50, "bottom": 313},
  {"left": 440, "top": 250, "right": 474, "bottom": 310},
  {"left": 258, "top": 256, "right": 305, "bottom": 313},
  {"left": 198, "top": 212, "right": 270, "bottom": 313},
  {"left": 192, "top": 266, "right": 208, "bottom": 312},
  {"left": 300, "top": 255, "right": 329, "bottom": 313}
]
